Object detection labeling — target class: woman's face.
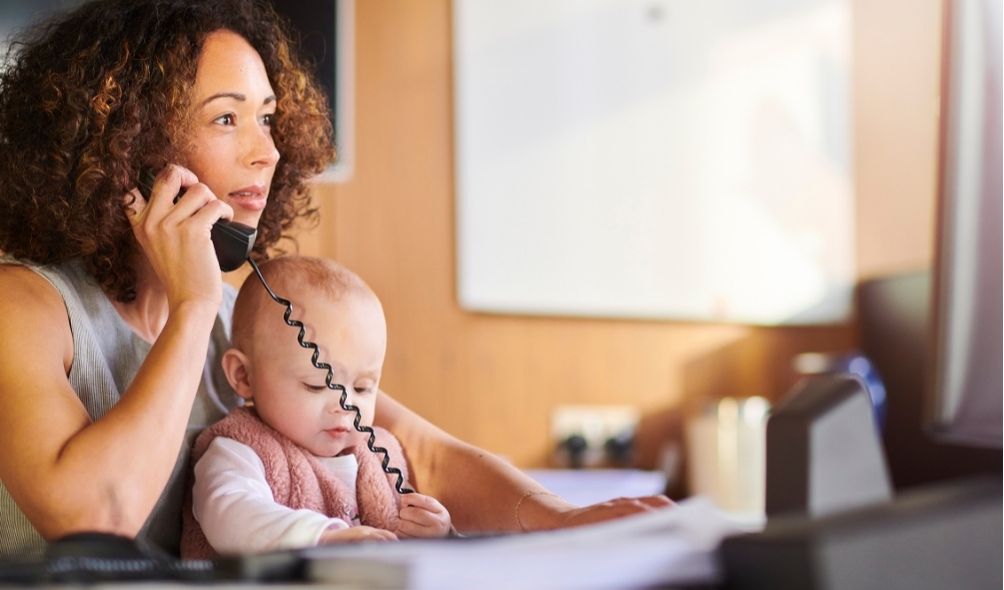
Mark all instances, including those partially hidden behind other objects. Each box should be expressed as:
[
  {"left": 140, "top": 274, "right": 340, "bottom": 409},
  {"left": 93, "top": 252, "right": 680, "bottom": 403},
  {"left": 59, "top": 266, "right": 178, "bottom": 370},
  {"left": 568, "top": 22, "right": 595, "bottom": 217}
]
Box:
[{"left": 185, "top": 29, "right": 280, "bottom": 228}]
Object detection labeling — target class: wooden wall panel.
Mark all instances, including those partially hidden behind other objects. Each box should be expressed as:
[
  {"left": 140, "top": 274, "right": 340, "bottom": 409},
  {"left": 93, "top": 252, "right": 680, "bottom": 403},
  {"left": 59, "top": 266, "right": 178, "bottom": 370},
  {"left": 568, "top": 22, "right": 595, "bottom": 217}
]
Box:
[{"left": 272, "top": 0, "right": 936, "bottom": 472}]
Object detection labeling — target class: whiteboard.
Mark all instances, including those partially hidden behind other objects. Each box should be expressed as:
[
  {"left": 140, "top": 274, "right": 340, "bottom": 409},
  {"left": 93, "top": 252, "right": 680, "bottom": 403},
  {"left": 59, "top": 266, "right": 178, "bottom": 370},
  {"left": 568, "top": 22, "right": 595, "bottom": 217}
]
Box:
[{"left": 453, "top": 0, "right": 854, "bottom": 325}]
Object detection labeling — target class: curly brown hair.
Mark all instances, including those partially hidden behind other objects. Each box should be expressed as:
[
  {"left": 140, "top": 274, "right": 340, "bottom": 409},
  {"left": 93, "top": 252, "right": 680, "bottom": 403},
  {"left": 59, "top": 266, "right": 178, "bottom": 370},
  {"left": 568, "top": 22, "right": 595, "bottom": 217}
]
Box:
[{"left": 0, "top": 0, "right": 333, "bottom": 301}]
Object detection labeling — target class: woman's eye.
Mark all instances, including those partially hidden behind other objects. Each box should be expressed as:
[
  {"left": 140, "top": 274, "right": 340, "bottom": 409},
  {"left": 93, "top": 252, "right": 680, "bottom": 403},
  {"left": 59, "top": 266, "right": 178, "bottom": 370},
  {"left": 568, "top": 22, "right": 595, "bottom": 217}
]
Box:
[
  {"left": 261, "top": 113, "right": 275, "bottom": 127},
  {"left": 214, "top": 113, "right": 235, "bottom": 126}
]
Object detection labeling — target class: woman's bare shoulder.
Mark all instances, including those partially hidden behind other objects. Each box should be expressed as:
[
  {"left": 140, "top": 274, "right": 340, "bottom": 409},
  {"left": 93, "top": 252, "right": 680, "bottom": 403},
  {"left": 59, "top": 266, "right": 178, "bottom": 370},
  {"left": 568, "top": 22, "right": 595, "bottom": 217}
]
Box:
[
  {"left": 0, "top": 263, "right": 66, "bottom": 313},
  {"left": 0, "top": 263, "right": 72, "bottom": 367}
]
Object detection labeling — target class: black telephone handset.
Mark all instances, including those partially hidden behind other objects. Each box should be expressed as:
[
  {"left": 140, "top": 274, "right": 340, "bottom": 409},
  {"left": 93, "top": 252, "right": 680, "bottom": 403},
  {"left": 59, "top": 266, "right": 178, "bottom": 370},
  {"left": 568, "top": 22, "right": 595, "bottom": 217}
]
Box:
[{"left": 137, "top": 168, "right": 257, "bottom": 272}]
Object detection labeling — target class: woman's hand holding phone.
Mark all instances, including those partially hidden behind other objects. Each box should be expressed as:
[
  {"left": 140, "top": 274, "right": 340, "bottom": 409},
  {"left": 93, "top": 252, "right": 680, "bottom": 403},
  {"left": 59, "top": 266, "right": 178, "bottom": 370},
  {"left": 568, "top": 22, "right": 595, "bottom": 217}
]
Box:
[{"left": 126, "top": 164, "right": 233, "bottom": 311}]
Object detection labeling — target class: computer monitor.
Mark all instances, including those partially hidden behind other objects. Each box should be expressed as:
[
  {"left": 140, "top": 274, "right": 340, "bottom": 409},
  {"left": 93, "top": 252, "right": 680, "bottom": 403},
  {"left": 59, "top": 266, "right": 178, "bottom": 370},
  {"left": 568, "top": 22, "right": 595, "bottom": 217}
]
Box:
[{"left": 927, "top": 0, "right": 1002, "bottom": 448}]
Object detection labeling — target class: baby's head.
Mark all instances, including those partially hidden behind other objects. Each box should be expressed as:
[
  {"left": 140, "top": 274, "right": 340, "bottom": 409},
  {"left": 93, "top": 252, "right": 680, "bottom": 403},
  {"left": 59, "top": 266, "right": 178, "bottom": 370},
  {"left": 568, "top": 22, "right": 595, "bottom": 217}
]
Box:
[{"left": 223, "top": 256, "right": 387, "bottom": 457}]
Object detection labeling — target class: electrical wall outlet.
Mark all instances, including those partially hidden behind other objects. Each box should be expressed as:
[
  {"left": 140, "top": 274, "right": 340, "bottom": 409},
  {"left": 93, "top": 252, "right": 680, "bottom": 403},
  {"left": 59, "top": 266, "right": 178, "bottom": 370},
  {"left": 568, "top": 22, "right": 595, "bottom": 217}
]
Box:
[{"left": 551, "top": 404, "right": 640, "bottom": 468}]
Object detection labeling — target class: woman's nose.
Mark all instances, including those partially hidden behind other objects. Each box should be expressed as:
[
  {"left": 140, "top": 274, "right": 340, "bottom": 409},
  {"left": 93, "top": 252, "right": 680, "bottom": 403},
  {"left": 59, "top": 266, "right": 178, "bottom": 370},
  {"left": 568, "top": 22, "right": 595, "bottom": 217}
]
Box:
[{"left": 243, "top": 126, "right": 280, "bottom": 169}]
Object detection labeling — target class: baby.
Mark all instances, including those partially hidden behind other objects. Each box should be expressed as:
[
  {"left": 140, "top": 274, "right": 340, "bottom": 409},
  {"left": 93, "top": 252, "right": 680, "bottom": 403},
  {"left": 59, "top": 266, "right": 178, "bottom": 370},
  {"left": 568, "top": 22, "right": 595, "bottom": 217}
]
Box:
[{"left": 181, "top": 256, "right": 451, "bottom": 557}]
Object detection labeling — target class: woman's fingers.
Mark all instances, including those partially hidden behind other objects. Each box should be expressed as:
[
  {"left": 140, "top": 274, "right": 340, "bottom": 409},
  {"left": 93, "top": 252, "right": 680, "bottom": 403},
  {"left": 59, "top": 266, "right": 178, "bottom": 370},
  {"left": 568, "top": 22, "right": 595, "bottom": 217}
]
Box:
[
  {"left": 138, "top": 164, "right": 199, "bottom": 220},
  {"left": 124, "top": 163, "right": 227, "bottom": 307},
  {"left": 556, "top": 495, "right": 674, "bottom": 529},
  {"left": 602, "top": 495, "right": 673, "bottom": 510},
  {"left": 638, "top": 495, "right": 674, "bottom": 508},
  {"left": 169, "top": 185, "right": 234, "bottom": 228}
]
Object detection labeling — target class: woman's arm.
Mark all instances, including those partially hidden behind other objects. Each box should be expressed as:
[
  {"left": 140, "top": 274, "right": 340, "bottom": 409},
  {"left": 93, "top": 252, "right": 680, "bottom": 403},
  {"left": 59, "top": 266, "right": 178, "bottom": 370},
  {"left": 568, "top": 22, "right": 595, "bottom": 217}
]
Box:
[
  {"left": 0, "top": 265, "right": 219, "bottom": 539},
  {"left": 375, "top": 392, "right": 671, "bottom": 533},
  {"left": 0, "top": 166, "right": 228, "bottom": 539}
]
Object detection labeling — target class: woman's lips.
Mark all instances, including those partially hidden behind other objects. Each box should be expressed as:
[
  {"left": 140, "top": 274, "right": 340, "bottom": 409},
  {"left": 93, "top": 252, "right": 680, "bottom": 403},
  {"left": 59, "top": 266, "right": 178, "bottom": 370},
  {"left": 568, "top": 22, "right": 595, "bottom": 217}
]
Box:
[{"left": 228, "top": 187, "right": 267, "bottom": 212}]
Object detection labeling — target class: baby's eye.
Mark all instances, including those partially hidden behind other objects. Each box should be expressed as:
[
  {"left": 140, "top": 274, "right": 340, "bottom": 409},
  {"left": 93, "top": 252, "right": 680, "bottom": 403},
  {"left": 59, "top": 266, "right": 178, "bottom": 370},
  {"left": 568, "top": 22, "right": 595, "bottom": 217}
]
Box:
[
  {"left": 214, "top": 113, "right": 236, "bottom": 126},
  {"left": 354, "top": 386, "right": 373, "bottom": 395},
  {"left": 302, "top": 382, "right": 326, "bottom": 393}
]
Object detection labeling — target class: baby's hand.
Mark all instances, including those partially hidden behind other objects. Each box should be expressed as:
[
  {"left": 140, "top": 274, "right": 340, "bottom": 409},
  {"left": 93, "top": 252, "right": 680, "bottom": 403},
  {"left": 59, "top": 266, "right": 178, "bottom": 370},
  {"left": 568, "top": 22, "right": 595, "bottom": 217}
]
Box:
[
  {"left": 396, "top": 493, "right": 452, "bottom": 538},
  {"left": 319, "top": 525, "right": 398, "bottom": 544}
]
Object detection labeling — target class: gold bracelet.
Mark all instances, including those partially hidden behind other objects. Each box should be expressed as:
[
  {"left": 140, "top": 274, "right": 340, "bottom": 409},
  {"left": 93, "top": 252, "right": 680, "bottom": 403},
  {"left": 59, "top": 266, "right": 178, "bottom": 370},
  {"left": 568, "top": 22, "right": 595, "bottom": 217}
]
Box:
[{"left": 514, "top": 490, "right": 558, "bottom": 532}]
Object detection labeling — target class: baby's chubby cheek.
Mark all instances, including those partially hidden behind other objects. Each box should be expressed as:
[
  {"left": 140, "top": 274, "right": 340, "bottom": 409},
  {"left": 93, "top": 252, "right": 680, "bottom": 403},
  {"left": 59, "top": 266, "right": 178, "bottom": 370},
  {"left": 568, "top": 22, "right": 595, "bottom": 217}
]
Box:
[{"left": 351, "top": 427, "right": 371, "bottom": 446}]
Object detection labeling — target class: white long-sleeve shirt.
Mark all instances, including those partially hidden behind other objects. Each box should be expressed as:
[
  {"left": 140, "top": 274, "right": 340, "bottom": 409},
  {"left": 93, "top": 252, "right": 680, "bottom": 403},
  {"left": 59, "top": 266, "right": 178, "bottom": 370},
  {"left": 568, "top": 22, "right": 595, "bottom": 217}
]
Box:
[{"left": 191, "top": 437, "right": 360, "bottom": 554}]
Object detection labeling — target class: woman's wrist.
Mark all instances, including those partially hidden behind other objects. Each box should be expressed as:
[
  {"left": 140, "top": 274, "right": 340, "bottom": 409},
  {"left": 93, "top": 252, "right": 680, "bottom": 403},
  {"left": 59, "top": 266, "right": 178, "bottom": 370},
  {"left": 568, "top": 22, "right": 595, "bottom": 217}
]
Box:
[
  {"left": 155, "top": 299, "right": 218, "bottom": 356},
  {"left": 169, "top": 298, "right": 220, "bottom": 324}
]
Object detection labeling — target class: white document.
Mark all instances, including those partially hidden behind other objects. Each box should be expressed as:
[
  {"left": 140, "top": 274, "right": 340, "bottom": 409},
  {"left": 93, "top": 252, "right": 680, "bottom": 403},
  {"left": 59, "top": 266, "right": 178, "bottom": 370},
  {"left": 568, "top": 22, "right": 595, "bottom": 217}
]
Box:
[{"left": 303, "top": 497, "right": 758, "bottom": 590}]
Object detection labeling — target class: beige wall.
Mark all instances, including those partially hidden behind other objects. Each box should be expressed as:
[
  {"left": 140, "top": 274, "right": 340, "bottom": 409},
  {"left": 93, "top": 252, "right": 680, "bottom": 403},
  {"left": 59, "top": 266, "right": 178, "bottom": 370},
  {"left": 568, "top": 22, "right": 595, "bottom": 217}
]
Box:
[
  {"left": 254, "top": 0, "right": 940, "bottom": 472},
  {"left": 853, "top": 0, "right": 940, "bottom": 278}
]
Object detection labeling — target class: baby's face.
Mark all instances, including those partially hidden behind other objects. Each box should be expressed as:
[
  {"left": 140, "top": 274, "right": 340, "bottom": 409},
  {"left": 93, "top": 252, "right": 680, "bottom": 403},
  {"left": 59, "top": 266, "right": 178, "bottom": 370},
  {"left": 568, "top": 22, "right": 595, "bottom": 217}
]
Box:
[{"left": 247, "top": 287, "right": 387, "bottom": 457}]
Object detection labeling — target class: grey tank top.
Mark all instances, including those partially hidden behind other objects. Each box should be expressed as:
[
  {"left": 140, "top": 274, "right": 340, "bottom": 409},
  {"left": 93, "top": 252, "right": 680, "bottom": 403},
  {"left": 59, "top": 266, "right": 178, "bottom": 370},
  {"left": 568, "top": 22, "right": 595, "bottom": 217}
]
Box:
[{"left": 0, "top": 259, "right": 240, "bottom": 559}]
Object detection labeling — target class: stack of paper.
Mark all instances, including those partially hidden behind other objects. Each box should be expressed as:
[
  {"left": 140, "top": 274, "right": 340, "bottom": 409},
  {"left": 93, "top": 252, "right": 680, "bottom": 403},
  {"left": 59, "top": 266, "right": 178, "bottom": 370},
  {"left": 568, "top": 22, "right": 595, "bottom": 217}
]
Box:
[{"left": 302, "top": 497, "right": 758, "bottom": 590}]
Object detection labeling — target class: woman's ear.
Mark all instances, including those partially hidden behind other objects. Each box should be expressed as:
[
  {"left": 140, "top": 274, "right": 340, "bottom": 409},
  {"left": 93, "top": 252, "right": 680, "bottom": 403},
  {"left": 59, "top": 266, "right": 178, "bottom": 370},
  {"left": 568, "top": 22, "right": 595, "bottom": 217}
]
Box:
[{"left": 221, "top": 348, "right": 254, "bottom": 401}]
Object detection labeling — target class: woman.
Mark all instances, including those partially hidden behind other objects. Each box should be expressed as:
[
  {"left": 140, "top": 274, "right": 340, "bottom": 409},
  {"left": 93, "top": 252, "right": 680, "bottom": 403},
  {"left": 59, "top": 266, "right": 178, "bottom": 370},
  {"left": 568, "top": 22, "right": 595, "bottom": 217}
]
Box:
[{"left": 0, "top": 0, "right": 669, "bottom": 559}]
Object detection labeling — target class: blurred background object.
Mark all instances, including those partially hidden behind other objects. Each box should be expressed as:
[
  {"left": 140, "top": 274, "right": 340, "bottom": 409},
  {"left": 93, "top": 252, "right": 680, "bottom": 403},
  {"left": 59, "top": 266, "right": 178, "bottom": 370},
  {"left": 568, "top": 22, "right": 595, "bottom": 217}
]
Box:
[{"left": 685, "top": 396, "right": 770, "bottom": 518}]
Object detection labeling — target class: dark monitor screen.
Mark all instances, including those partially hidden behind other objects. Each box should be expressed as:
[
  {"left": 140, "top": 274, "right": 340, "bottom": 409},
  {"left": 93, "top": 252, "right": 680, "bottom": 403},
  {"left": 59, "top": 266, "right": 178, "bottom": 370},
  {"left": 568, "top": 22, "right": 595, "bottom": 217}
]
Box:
[
  {"left": 270, "top": 0, "right": 352, "bottom": 176},
  {"left": 927, "top": 0, "right": 1002, "bottom": 448}
]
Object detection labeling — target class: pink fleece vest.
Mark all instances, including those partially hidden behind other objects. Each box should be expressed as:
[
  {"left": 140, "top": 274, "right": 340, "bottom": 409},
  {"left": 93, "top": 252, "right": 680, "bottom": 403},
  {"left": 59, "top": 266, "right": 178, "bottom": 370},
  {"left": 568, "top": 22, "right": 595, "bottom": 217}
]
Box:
[{"left": 180, "top": 407, "right": 409, "bottom": 558}]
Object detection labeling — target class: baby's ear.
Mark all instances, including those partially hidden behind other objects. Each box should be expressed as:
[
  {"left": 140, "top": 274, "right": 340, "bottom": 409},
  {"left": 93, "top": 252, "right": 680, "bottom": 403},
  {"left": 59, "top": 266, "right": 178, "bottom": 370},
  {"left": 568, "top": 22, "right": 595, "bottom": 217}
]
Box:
[{"left": 221, "top": 348, "right": 254, "bottom": 401}]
